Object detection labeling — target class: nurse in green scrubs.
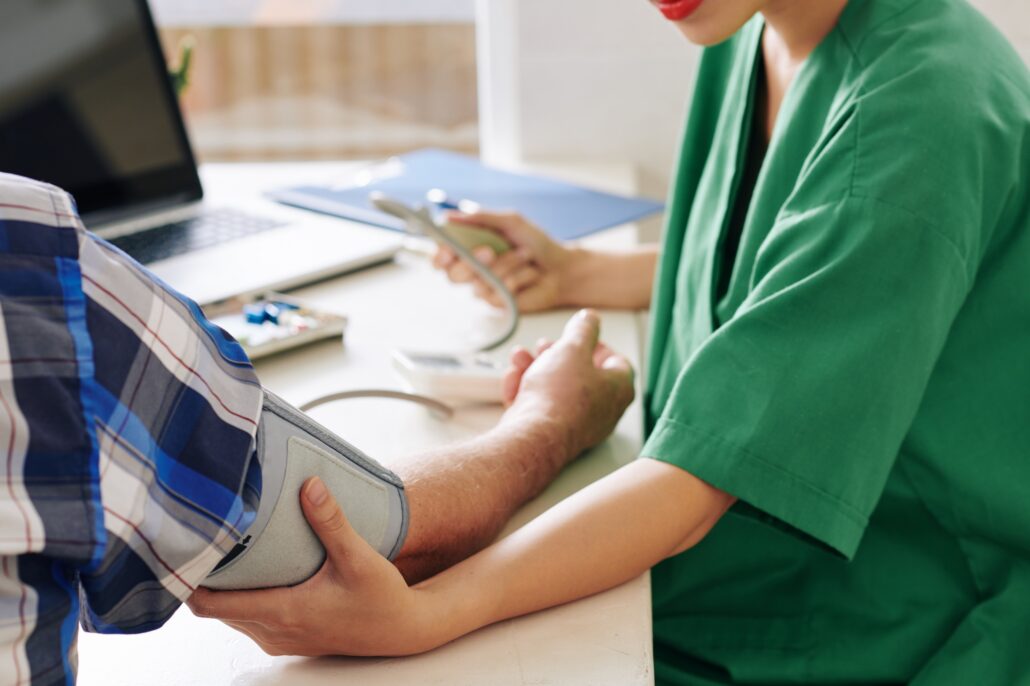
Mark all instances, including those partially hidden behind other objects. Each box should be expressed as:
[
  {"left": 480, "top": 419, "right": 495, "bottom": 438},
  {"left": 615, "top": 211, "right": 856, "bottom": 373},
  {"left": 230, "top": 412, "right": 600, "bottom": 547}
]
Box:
[
  {"left": 194, "top": 0, "right": 1030, "bottom": 682},
  {"left": 438, "top": 0, "right": 1030, "bottom": 681}
]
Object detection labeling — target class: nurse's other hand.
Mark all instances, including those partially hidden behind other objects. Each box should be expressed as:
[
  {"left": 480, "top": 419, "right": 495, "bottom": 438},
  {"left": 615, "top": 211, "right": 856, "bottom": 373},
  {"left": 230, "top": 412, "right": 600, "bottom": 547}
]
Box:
[
  {"left": 431, "top": 210, "right": 576, "bottom": 313},
  {"left": 500, "top": 309, "right": 634, "bottom": 457},
  {"left": 187, "top": 478, "right": 445, "bottom": 657}
]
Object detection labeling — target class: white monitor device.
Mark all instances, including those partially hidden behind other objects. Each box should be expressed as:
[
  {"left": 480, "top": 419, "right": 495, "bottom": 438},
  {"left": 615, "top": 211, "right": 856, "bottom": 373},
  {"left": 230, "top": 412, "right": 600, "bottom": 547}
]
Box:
[{"left": 392, "top": 350, "right": 507, "bottom": 404}]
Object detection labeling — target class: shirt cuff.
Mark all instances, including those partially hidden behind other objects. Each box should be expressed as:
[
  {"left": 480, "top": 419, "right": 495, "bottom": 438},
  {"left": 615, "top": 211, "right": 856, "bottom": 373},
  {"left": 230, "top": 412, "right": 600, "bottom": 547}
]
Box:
[{"left": 642, "top": 415, "right": 867, "bottom": 559}]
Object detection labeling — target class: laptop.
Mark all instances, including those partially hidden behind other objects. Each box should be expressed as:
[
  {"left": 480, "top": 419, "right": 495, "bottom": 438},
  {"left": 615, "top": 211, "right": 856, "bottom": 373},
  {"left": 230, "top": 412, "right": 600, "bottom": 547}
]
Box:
[{"left": 0, "top": 0, "right": 401, "bottom": 305}]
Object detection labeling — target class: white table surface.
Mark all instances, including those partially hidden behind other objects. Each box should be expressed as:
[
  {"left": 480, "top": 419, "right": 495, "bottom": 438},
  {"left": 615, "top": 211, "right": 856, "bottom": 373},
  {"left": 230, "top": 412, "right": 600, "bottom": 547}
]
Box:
[{"left": 76, "top": 161, "right": 654, "bottom": 686}]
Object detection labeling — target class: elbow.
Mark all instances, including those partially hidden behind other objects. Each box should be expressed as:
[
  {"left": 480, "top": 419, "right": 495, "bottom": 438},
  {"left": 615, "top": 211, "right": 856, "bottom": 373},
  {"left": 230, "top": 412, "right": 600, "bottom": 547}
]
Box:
[{"left": 668, "top": 487, "right": 736, "bottom": 558}]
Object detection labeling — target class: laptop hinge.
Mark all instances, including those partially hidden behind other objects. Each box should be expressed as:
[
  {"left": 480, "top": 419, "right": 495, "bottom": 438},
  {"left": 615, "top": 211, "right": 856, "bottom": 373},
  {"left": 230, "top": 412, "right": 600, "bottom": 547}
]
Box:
[{"left": 88, "top": 200, "right": 205, "bottom": 240}]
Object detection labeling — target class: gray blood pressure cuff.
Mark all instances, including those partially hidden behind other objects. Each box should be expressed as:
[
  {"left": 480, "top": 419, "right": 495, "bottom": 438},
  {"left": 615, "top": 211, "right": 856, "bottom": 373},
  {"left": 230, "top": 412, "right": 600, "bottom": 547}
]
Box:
[{"left": 204, "top": 390, "right": 408, "bottom": 590}]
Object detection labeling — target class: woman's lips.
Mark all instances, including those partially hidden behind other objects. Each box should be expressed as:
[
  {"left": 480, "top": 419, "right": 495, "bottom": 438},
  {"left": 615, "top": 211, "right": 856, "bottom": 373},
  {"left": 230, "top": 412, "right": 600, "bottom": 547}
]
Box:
[{"left": 654, "top": 0, "right": 704, "bottom": 21}]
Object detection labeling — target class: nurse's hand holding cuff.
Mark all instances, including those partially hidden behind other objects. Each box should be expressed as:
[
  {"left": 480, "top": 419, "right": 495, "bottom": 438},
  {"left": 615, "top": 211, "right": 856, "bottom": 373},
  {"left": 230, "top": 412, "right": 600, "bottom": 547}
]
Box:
[
  {"left": 432, "top": 210, "right": 659, "bottom": 312},
  {"left": 189, "top": 476, "right": 442, "bottom": 657}
]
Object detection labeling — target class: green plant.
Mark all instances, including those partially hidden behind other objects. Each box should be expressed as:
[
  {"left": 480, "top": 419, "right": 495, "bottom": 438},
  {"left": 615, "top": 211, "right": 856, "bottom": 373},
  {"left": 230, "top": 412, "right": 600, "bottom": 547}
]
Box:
[{"left": 169, "top": 36, "right": 195, "bottom": 96}]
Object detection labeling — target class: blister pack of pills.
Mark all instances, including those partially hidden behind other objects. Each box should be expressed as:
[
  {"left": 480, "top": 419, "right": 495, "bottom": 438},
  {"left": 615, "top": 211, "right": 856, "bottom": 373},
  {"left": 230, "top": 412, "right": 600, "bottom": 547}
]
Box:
[{"left": 205, "top": 293, "right": 347, "bottom": 360}]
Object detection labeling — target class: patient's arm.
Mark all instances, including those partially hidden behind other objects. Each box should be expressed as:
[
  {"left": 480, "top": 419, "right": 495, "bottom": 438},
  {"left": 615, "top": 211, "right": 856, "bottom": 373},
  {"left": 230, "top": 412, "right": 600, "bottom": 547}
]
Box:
[
  {"left": 188, "top": 310, "right": 638, "bottom": 647},
  {"left": 391, "top": 310, "right": 635, "bottom": 582},
  {"left": 391, "top": 416, "right": 575, "bottom": 583}
]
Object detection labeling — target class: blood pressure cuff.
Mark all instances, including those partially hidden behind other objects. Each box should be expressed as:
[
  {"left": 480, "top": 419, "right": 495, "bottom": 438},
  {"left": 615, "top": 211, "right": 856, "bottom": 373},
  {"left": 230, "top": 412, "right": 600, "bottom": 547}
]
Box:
[{"left": 204, "top": 390, "right": 409, "bottom": 590}]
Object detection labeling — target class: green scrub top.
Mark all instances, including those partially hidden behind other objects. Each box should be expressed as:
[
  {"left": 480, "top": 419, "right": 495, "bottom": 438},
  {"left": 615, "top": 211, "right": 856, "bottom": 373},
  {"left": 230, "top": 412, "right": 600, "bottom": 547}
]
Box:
[{"left": 641, "top": 0, "right": 1030, "bottom": 683}]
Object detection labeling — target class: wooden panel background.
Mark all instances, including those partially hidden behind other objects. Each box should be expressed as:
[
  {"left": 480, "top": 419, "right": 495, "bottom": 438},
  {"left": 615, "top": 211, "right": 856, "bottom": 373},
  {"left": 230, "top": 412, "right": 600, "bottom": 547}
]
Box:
[{"left": 159, "top": 25, "right": 478, "bottom": 161}]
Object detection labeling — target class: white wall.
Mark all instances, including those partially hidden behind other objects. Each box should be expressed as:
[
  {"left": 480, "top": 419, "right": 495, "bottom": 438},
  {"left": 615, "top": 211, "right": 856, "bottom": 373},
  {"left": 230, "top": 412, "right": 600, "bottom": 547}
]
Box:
[
  {"left": 477, "top": 0, "right": 1030, "bottom": 197},
  {"left": 972, "top": 0, "right": 1030, "bottom": 64},
  {"left": 476, "top": 0, "right": 698, "bottom": 198}
]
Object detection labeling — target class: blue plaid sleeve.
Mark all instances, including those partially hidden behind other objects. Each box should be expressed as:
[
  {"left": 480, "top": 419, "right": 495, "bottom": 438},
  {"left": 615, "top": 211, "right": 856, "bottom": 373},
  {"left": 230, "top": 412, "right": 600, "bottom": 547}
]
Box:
[{"left": 0, "top": 173, "right": 263, "bottom": 685}]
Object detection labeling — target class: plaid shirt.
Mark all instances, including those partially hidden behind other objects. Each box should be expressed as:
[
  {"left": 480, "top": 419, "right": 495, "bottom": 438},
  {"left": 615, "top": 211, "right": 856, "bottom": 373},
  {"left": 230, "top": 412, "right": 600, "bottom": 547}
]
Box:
[{"left": 0, "top": 173, "right": 262, "bottom": 685}]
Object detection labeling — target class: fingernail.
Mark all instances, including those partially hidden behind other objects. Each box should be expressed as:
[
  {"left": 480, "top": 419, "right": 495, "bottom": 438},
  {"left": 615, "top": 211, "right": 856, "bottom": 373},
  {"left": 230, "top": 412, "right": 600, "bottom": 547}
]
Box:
[{"left": 306, "top": 477, "right": 328, "bottom": 505}]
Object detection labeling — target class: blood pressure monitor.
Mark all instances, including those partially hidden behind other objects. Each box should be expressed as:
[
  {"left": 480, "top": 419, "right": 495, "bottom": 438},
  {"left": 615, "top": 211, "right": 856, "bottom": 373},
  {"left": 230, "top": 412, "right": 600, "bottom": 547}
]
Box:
[{"left": 392, "top": 350, "right": 507, "bottom": 404}]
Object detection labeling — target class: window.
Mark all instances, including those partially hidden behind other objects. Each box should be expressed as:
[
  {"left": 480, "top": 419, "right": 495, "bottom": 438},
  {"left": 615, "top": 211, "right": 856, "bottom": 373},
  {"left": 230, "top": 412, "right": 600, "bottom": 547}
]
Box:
[{"left": 154, "top": 0, "right": 478, "bottom": 160}]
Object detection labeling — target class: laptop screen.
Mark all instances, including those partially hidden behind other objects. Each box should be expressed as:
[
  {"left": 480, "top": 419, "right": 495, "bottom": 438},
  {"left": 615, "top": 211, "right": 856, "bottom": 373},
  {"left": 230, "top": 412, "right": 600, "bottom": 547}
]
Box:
[{"left": 0, "top": 0, "right": 201, "bottom": 226}]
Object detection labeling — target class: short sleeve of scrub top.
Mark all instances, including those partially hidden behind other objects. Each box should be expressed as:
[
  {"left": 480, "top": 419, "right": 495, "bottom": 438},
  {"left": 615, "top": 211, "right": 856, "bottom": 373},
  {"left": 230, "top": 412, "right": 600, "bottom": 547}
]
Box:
[{"left": 641, "top": 5, "right": 1030, "bottom": 680}]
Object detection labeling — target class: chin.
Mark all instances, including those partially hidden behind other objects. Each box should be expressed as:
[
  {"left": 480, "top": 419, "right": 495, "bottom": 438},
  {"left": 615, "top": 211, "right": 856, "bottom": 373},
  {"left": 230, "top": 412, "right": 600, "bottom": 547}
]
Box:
[
  {"left": 660, "top": 1, "right": 760, "bottom": 46},
  {"left": 672, "top": 21, "right": 741, "bottom": 46}
]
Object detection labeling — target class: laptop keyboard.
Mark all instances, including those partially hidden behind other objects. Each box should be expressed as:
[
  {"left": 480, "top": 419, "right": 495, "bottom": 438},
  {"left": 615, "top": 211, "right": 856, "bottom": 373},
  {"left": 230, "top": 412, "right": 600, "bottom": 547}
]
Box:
[{"left": 109, "top": 209, "right": 288, "bottom": 264}]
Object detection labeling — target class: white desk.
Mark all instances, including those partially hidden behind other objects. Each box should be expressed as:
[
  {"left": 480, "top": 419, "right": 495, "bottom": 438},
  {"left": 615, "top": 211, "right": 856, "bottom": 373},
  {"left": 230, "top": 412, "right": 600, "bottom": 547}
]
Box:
[{"left": 77, "top": 162, "right": 654, "bottom": 685}]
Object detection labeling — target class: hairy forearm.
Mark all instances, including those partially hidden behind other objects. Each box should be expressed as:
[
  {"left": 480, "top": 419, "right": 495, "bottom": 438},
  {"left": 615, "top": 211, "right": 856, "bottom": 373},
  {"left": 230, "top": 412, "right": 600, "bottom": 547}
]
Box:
[
  {"left": 392, "top": 412, "right": 575, "bottom": 583},
  {"left": 415, "top": 459, "right": 734, "bottom": 644},
  {"left": 560, "top": 245, "right": 658, "bottom": 310}
]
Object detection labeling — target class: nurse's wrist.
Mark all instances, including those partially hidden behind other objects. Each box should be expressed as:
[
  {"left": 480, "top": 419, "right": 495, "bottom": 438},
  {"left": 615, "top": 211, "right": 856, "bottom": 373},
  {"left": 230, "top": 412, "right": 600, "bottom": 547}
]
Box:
[
  {"left": 555, "top": 247, "right": 604, "bottom": 308},
  {"left": 412, "top": 569, "right": 499, "bottom": 650}
]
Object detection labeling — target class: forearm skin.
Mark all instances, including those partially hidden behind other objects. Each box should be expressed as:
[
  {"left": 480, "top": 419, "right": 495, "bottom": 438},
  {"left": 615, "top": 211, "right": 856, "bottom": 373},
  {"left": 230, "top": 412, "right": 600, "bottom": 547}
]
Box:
[
  {"left": 415, "top": 458, "right": 735, "bottom": 647},
  {"left": 560, "top": 246, "right": 659, "bottom": 311},
  {"left": 392, "top": 413, "right": 575, "bottom": 583}
]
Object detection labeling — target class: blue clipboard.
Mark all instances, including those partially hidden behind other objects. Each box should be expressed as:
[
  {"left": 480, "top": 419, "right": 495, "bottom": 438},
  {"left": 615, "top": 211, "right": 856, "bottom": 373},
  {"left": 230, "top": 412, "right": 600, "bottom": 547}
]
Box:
[{"left": 267, "top": 149, "right": 664, "bottom": 241}]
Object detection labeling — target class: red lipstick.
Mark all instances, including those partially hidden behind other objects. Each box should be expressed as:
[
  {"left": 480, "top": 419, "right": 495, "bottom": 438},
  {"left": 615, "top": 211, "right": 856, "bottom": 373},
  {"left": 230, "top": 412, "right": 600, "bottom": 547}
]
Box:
[{"left": 654, "top": 0, "right": 704, "bottom": 21}]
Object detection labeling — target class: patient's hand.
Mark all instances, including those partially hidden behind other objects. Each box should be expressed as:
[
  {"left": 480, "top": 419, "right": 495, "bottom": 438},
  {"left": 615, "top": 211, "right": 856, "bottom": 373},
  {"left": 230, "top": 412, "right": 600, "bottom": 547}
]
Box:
[
  {"left": 500, "top": 309, "right": 635, "bottom": 458},
  {"left": 188, "top": 478, "right": 445, "bottom": 657}
]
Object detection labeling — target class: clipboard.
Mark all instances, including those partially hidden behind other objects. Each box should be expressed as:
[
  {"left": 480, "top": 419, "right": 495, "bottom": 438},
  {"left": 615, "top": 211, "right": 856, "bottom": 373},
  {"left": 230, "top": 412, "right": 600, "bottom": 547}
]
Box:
[{"left": 267, "top": 148, "right": 664, "bottom": 241}]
